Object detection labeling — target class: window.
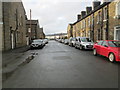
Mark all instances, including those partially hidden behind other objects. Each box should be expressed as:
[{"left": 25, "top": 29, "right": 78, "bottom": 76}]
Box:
[
  {"left": 91, "top": 15, "right": 94, "bottom": 26},
  {"left": 88, "top": 17, "right": 90, "bottom": 26},
  {"left": 97, "top": 11, "right": 101, "bottom": 22},
  {"left": 114, "top": 26, "right": 120, "bottom": 40},
  {"left": 116, "top": 1, "right": 120, "bottom": 16},
  {"left": 84, "top": 20, "right": 86, "bottom": 28},
  {"left": 76, "top": 38, "right": 78, "bottom": 41},
  {"left": 81, "top": 38, "right": 91, "bottom": 42},
  {"left": 104, "top": 8, "right": 107, "bottom": 20},
  {"left": 108, "top": 41, "right": 120, "bottom": 47},
  {"left": 81, "top": 21, "right": 83, "bottom": 29},
  {"left": 102, "top": 41, "right": 108, "bottom": 47},
  {"left": 97, "top": 41, "right": 103, "bottom": 45}
]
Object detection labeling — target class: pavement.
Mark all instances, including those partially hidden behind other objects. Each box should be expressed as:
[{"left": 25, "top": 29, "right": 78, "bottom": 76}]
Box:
[
  {"left": 3, "top": 40, "right": 120, "bottom": 88},
  {"left": 2, "top": 46, "right": 32, "bottom": 82}
]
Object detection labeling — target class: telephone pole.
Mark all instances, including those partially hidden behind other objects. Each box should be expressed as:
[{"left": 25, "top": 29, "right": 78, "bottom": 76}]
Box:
[{"left": 29, "top": 9, "right": 32, "bottom": 44}]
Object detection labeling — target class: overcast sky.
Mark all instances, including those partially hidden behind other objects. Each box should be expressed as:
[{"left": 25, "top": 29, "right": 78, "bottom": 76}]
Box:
[{"left": 22, "top": 0, "right": 95, "bottom": 35}]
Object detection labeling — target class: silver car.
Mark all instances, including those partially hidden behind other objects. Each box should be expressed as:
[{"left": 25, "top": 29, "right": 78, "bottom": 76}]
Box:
[
  {"left": 75, "top": 37, "right": 94, "bottom": 50},
  {"left": 69, "top": 37, "right": 76, "bottom": 47},
  {"left": 30, "top": 39, "right": 44, "bottom": 49},
  {"left": 64, "top": 39, "right": 69, "bottom": 44}
]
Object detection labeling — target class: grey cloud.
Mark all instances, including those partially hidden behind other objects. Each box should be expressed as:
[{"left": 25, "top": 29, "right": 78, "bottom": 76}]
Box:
[{"left": 23, "top": 0, "right": 93, "bottom": 34}]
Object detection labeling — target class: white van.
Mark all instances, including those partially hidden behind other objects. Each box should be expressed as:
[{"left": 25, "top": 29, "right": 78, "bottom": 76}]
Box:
[{"left": 75, "top": 37, "right": 94, "bottom": 50}]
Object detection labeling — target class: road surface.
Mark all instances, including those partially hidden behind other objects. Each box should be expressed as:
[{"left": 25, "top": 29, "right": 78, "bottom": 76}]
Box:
[{"left": 3, "top": 40, "right": 119, "bottom": 88}]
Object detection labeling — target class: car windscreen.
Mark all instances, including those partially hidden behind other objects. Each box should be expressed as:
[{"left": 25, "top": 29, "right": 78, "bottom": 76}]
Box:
[
  {"left": 33, "top": 40, "right": 42, "bottom": 43},
  {"left": 108, "top": 41, "right": 120, "bottom": 47},
  {"left": 81, "top": 38, "right": 92, "bottom": 42}
]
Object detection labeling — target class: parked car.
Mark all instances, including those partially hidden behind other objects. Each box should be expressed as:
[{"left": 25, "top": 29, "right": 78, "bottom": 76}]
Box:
[
  {"left": 30, "top": 39, "right": 44, "bottom": 49},
  {"left": 59, "top": 39, "right": 62, "bottom": 43},
  {"left": 43, "top": 39, "right": 48, "bottom": 44},
  {"left": 93, "top": 40, "right": 120, "bottom": 62},
  {"left": 69, "top": 37, "right": 76, "bottom": 46},
  {"left": 75, "top": 37, "right": 93, "bottom": 50},
  {"left": 61, "top": 39, "right": 65, "bottom": 43},
  {"left": 64, "top": 39, "right": 69, "bottom": 45}
]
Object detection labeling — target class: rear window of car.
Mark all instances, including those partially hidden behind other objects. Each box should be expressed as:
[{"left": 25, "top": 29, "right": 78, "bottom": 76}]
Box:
[
  {"left": 108, "top": 41, "right": 120, "bottom": 47},
  {"left": 97, "top": 41, "right": 103, "bottom": 45},
  {"left": 33, "top": 40, "right": 42, "bottom": 43}
]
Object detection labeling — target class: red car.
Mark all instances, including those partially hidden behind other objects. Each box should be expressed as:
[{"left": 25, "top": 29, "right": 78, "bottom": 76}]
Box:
[{"left": 93, "top": 40, "right": 120, "bottom": 62}]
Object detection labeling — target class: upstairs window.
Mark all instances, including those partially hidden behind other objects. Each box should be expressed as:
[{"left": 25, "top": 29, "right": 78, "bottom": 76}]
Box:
[
  {"left": 83, "top": 20, "right": 86, "bottom": 28},
  {"left": 116, "top": 1, "right": 120, "bottom": 16},
  {"left": 103, "top": 7, "right": 107, "bottom": 20},
  {"left": 97, "top": 11, "right": 101, "bottom": 22},
  {"left": 88, "top": 17, "right": 90, "bottom": 26},
  {"left": 91, "top": 15, "right": 94, "bottom": 26}
]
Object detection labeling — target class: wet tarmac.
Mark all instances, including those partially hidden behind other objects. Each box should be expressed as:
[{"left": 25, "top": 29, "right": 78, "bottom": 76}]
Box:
[{"left": 3, "top": 40, "right": 119, "bottom": 88}]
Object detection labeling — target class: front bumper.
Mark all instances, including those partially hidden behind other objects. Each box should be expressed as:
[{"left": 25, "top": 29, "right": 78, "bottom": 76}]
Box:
[
  {"left": 31, "top": 45, "right": 43, "bottom": 49},
  {"left": 83, "top": 45, "right": 93, "bottom": 49}
]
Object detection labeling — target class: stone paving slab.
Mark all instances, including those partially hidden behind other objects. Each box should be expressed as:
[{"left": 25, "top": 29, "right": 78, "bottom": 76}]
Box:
[{"left": 2, "top": 46, "right": 31, "bottom": 81}]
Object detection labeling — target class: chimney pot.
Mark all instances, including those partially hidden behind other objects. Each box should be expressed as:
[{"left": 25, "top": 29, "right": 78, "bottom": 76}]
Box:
[
  {"left": 77, "top": 14, "right": 81, "bottom": 21},
  {"left": 81, "top": 11, "right": 86, "bottom": 18},
  {"left": 86, "top": 7, "right": 92, "bottom": 14},
  {"left": 93, "top": 1, "right": 101, "bottom": 10}
]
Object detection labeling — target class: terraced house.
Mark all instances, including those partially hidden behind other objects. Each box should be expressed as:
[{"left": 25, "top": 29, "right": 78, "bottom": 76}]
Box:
[
  {"left": 67, "top": 24, "right": 73, "bottom": 38},
  {"left": 68, "top": 0, "right": 120, "bottom": 42},
  {"left": 1, "top": 0, "right": 27, "bottom": 51}
]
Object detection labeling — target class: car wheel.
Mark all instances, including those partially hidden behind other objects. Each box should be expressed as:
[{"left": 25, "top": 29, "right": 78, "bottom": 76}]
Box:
[
  {"left": 71, "top": 43, "right": 73, "bottom": 47},
  {"left": 75, "top": 44, "right": 77, "bottom": 48},
  {"left": 79, "top": 45, "right": 83, "bottom": 50},
  {"left": 108, "top": 53, "right": 115, "bottom": 62},
  {"left": 93, "top": 49, "right": 97, "bottom": 56}
]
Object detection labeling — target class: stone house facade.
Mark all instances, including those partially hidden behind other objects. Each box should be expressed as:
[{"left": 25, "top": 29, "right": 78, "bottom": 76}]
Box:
[
  {"left": 26, "top": 20, "right": 39, "bottom": 40},
  {"left": 0, "top": 1, "right": 3, "bottom": 51},
  {"left": 39, "top": 27, "right": 45, "bottom": 39},
  {"left": 26, "top": 20, "right": 45, "bottom": 42},
  {"left": 67, "top": 24, "right": 73, "bottom": 38},
  {"left": 69, "top": 0, "right": 120, "bottom": 42},
  {"left": 2, "top": 1, "right": 27, "bottom": 51}
]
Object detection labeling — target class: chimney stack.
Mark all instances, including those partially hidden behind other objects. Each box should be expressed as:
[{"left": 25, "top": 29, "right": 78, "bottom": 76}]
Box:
[
  {"left": 81, "top": 11, "right": 86, "bottom": 18},
  {"left": 93, "top": 1, "right": 101, "bottom": 10},
  {"left": 77, "top": 14, "right": 81, "bottom": 21},
  {"left": 86, "top": 7, "right": 92, "bottom": 14}
]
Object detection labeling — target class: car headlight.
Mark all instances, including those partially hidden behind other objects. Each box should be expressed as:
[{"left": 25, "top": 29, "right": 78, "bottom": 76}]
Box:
[{"left": 82, "top": 43, "right": 86, "bottom": 46}]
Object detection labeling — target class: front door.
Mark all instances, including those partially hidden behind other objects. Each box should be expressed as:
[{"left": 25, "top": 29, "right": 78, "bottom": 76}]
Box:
[{"left": 11, "top": 33, "right": 14, "bottom": 49}]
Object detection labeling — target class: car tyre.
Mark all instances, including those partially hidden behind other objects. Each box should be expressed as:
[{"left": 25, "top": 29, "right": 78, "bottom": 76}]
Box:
[
  {"left": 79, "top": 45, "right": 83, "bottom": 50},
  {"left": 93, "top": 49, "right": 97, "bottom": 56},
  {"left": 108, "top": 53, "right": 115, "bottom": 62},
  {"left": 75, "top": 44, "right": 77, "bottom": 48}
]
